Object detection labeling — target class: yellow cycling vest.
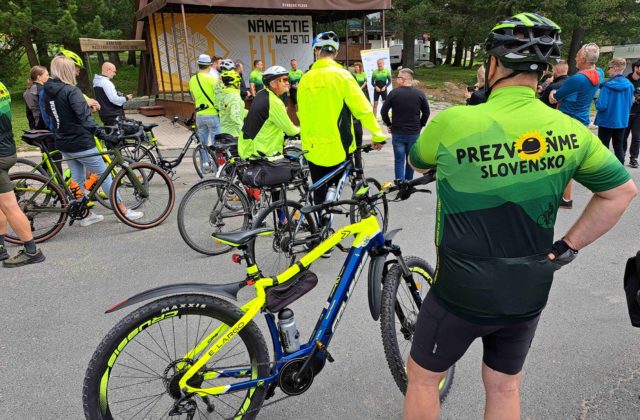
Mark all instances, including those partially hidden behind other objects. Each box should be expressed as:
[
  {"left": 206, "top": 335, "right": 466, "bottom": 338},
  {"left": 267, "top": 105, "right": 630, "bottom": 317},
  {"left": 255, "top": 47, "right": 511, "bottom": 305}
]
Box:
[
  {"left": 189, "top": 72, "right": 218, "bottom": 115},
  {"left": 297, "top": 58, "right": 385, "bottom": 166}
]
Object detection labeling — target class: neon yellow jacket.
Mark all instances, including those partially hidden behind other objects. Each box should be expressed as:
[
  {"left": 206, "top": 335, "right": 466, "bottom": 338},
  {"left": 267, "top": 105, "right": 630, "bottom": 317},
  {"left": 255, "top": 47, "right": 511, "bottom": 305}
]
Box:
[
  {"left": 239, "top": 88, "right": 299, "bottom": 159},
  {"left": 297, "top": 58, "right": 385, "bottom": 166},
  {"left": 188, "top": 72, "right": 218, "bottom": 115},
  {"left": 215, "top": 87, "right": 247, "bottom": 138}
]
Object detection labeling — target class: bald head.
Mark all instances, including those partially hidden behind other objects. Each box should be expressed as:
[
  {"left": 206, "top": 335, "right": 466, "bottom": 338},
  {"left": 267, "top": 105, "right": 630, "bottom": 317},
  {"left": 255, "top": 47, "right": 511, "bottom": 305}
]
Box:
[
  {"left": 102, "top": 62, "right": 117, "bottom": 79},
  {"left": 553, "top": 61, "right": 568, "bottom": 78}
]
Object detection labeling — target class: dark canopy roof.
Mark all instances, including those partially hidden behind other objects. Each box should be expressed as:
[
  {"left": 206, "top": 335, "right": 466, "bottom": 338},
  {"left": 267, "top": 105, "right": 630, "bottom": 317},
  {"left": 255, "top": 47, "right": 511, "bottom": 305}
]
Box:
[{"left": 136, "top": 0, "right": 392, "bottom": 21}]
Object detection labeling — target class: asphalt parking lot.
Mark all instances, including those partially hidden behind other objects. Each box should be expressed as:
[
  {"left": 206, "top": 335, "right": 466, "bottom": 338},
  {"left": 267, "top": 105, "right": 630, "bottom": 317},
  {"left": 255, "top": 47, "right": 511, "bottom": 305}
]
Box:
[{"left": 1, "top": 147, "right": 639, "bottom": 419}]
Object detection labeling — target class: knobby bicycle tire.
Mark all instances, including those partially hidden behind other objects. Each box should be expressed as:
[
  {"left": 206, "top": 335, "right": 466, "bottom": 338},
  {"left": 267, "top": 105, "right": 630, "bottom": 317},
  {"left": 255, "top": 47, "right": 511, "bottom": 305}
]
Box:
[
  {"left": 82, "top": 294, "right": 270, "bottom": 420},
  {"left": 6, "top": 172, "right": 68, "bottom": 244},
  {"left": 380, "top": 256, "right": 454, "bottom": 402},
  {"left": 250, "top": 199, "right": 319, "bottom": 278},
  {"left": 110, "top": 162, "right": 175, "bottom": 229},
  {"left": 177, "top": 178, "right": 252, "bottom": 256},
  {"left": 349, "top": 177, "right": 389, "bottom": 233}
]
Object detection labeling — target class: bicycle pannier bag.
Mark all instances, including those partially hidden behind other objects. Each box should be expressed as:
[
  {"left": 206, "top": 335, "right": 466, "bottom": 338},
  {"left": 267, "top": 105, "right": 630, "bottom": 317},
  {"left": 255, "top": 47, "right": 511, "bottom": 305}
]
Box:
[
  {"left": 242, "top": 158, "right": 295, "bottom": 188},
  {"left": 266, "top": 270, "right": 319, "bottom": 313},
  {"left": 623, "top": 251, "right": 640, "bottom": 328}
]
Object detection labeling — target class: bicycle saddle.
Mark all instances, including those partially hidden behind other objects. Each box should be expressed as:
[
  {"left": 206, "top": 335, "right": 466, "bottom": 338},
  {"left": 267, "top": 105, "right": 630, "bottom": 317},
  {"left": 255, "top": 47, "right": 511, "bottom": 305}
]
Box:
[
  {"left": 22, "top": 130, "right": 54, "bottom": 151},
  {"left": 212, "top": 227, "right": 273, "bottom": 247},
  {"left": 142, "top": 123, "right": 158, "bottom": 130},
  {"left": 210, "top": 141, "right": 238, "bottom": 152}
]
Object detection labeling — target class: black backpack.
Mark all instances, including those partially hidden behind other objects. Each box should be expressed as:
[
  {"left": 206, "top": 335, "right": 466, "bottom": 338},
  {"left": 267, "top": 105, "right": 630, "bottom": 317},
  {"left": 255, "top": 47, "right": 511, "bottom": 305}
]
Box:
[{"left": 623, "top": 251, "right": 640, "bottom": 328}]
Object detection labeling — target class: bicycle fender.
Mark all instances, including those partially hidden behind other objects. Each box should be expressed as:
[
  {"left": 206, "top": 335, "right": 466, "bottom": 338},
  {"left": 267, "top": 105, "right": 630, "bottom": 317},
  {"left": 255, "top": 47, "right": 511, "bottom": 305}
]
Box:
[
  {"left": 368, "top": 256, "right": 386, "bottom": 321},
  {"left": 105, "top": 282, "right": 241, "bottom": 314}
]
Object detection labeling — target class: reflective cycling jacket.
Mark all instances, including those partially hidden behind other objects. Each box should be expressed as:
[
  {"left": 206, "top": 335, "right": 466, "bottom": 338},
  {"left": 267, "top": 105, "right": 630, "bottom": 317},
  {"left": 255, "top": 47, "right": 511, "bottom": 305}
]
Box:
[
  {"left": 188, "top": 72, "right": 218, "bottom": 115},
  {"left": 410, "top": 86, "right": 630, "bottom": 323},
  {"left": 297, "top": 58, "right": 384, "bottom": 166},
  {"left": 239, "top": 89, "right": 299, "bottom": 159},
  {"left": 215, "top": 87, "right": 247, "bottom": 138}
]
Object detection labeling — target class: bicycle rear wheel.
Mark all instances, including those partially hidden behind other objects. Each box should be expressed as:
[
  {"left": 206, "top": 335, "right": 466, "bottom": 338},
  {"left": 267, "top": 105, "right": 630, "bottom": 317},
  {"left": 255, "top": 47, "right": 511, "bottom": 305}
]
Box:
[
  {"left": 380, "top": 256, "right": 454, "bottom": 401},
  {"left": 6, "top": 172, "right": 68, "bottom": 244},
  {"left": 250, "top": 199, "right": 318, "bottom": 278},
  {"left": 178, "top": 178, "right": 252, "bottom": 255},
  {"left": 82, "top": 294, "right": 270, "bottom": 420},
  {"left": 111, "top": 162, "right": 175, "bottom": 229},
  {"left": 118, "top": 142, "right": 157, "bottom": 167},
  {"left": 193, "top": 143, "right": 216, "bottom": 178}
]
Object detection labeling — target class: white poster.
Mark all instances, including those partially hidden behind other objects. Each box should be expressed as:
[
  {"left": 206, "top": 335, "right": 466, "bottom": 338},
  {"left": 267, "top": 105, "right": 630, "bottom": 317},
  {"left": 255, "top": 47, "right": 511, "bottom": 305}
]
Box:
[
  {"left": 360, "top": 48, "right": 393, "bottom": 116},
  {"left": 151, "top": 14, "right": 314, "bottom": 91}
]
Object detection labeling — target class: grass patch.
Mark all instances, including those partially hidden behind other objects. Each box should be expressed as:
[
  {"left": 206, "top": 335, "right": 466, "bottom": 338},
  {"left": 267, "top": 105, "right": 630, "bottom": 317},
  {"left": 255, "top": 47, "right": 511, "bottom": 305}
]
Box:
[{"left": 413, "top": 65, "right": 480, "bottom": 90}]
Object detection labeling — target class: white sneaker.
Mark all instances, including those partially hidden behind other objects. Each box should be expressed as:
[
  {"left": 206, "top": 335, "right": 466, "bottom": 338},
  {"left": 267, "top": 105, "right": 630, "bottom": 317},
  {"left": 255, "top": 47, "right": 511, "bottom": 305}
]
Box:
[
  {"left": 125, "top": 208, "right": 144, "bottom": 220},
  {"left": 80, "top": 213, "right": 104, "bottom": 227}
]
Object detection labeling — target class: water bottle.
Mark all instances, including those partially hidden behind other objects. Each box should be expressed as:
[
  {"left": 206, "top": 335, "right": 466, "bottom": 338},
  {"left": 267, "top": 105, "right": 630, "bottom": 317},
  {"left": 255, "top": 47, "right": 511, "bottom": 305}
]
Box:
[
  {"left": 324, "top": 186, "right": 337, "bottom": 203},
  {"left": 278, "top": 309, "right": 300, "bottom": 354}
]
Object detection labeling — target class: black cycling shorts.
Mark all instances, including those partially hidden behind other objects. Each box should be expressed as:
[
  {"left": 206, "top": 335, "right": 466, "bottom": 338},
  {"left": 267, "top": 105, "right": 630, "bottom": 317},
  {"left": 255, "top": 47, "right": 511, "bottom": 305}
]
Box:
[
  {"left": 374, "top": 89, "right": 387, "bottom": 101},
  {"left": 410, "top": 292, "right": 540, "bottom": 375}
]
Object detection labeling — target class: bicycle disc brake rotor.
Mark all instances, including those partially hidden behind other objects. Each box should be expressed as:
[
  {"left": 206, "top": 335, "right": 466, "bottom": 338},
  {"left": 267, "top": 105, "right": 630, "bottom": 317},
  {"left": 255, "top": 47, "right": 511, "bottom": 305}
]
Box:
[{"left": 278, "top": 359, "right": 314, "bottom": 395}]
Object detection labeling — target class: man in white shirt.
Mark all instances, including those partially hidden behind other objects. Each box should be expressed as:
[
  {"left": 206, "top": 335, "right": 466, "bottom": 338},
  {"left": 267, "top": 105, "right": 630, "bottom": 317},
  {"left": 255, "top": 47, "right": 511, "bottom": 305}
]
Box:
[
  {"left": 93, "top": 62, "right": 132, "bottom": 125},
  {"left": 208, "top": 56, "right": 222, "bottom": 82}
]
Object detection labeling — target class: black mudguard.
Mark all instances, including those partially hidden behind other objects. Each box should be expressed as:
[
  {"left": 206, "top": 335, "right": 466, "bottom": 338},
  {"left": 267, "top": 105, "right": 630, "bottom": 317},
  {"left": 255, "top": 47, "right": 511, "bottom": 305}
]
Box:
[
  {"left": 105, "top": 281, "right": 242, "bottom": 313},
  {"left": 367, "top": 229, "right": 402, "bottom": 321}
]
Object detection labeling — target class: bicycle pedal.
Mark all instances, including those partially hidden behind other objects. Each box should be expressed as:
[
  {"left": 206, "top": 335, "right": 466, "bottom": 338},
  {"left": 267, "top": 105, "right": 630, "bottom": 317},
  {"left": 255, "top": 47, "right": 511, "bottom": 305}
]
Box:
[{"left": 316, "top": 341, "right": 335, "bottom": 363}]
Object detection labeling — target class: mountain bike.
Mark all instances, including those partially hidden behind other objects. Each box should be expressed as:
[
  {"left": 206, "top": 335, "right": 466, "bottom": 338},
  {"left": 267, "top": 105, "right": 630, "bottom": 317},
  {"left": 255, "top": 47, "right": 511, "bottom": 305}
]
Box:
[
  {"left": 6, "top": 130, "right": 175, "bottom": 244},
  {"left": 251, "top": 144, "right": 389, "bottom": 276},
  {"left": 116, "top": 106, "right": 216, "bottom": 179},
  {"left": 13, "top": 131, "right": 131, "bottom": 210},
  {"left": 82, "top": 173, "right": 454, "bottom": 419},
  {"left": 177, "top": 143, "right": 307, "bottom": 256}
]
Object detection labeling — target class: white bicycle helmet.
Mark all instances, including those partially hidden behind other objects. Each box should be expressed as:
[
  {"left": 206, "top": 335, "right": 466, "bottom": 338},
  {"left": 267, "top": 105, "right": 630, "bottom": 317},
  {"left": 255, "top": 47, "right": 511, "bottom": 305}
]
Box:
[
  {"left": 262, "top": 65, "right": 289, "bottom": 85},
  {"left": 312, "top": 31, "right": 339, "bottom": 53},
  {"left": 219, "top": 58, "right": 235, "bottom": 72}
]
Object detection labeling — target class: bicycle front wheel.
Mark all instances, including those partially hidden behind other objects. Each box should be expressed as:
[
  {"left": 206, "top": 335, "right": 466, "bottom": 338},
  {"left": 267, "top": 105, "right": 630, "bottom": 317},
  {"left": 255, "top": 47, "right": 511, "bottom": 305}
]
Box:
[
  {"left": 250, "top": 199, "right": 318, "bottom": 278},
  {"left": 111, "top": 162, "right": 175, "bottom": 229},
  {"left": 118, "top": 142, "right": 157, "bottom": 167},
  {"left": 178, "top": 178, "right": 252, "bottom": 255},
  {"left": 83, "top": 294, "right": 270, "bottom": 420},
  {"left": 6, "top": 172, "right": 68, "bottom": 244},
  {"left": 380, "top": 256, "right": 454, "bottom": 401}
]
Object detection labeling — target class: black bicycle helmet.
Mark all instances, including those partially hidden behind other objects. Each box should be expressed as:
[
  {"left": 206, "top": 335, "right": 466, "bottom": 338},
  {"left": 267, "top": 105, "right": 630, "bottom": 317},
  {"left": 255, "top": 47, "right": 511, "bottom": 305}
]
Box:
[{"left": 485, "top": 12, "right": 562, "bottom": 72}]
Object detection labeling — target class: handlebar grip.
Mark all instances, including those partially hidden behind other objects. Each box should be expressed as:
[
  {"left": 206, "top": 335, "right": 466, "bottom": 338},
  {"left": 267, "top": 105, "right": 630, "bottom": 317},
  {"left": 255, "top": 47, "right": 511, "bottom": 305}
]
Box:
[{"left": 407, "top": 172, "right": 436, "bottom": 187}]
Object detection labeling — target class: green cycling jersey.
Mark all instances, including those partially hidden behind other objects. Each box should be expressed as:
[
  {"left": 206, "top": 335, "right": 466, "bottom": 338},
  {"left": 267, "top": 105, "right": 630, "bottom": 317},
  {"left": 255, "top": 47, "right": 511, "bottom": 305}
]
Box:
[
  {"left": 410, "top": 86, "right": 631, "bottom": 323},
  {"left": 249, "top": 70, "right": 264, "bottom": 93},
  {"left": 371, "top": 69, "right": 391, "bottom": 89},
  {"left": 0, "top": 81, "right": 16, "bottom": 157},
  {"left": 288, "top": 69, "right": 304, "bottom": 88}
]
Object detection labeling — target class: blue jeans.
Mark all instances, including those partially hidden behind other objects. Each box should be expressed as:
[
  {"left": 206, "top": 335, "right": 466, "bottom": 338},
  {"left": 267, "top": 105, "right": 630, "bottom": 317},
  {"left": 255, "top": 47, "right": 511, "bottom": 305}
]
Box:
[
  {"left": 196, "top": 114, "right": 220, "bottom": 147},
  {"left": 392, "top": 133, "right": 420, "bottom": 181},
  {"left": 62, "top": 148, "right": 119, "bottom": 202}
]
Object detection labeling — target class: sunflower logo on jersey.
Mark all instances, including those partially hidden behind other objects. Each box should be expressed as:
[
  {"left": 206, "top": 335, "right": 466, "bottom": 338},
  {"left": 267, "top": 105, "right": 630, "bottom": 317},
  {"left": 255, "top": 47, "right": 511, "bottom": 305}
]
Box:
[{"left": 515, "top": 131, "right": 546, "bottom": 161}]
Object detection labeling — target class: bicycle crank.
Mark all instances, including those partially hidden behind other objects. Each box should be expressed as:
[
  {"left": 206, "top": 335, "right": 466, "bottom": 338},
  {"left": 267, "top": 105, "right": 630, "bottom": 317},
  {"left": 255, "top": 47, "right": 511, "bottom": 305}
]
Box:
[{"left": 278, "top": 359, "right": 314, "bottom": 395}]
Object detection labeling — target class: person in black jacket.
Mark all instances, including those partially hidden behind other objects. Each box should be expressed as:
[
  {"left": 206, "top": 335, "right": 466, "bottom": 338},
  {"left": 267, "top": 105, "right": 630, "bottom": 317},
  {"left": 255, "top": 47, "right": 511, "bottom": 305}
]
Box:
[
  {"left": 381, "top": 68, "right": 430, "bottom": 180},
  {"left": 44, "top": 56, "right": 142, "bottom": 227},
  {"left": 624, "top": 60, "right": 640, "bottom": 168},
  {"left": 539, "top": 60, "right": 569, "bottom": 107},
  {"left": 93, "top": 62, "right": 132, "bottom": 125}
]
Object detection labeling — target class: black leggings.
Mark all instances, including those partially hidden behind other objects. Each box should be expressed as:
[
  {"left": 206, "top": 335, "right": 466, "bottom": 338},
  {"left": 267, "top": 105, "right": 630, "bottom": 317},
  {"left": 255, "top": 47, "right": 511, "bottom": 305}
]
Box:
[
  {"left": 307, "top": 161, "right": 344, "bottom": 205},
  {"left": 624, "top": 113, "right": 640, "bottom": 160},
  {"left": 598, "top": 127, "right": 625, "bottom": 164}
]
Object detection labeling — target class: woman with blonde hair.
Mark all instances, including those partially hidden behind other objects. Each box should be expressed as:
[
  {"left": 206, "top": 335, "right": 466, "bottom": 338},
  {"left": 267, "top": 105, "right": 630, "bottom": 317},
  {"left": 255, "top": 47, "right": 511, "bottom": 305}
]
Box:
[
  {"left": 43, "top": 56, "right": 142, "bottom": 226},
  {"left": 466, "top": 65, "right": 487, "bottom": 105}
]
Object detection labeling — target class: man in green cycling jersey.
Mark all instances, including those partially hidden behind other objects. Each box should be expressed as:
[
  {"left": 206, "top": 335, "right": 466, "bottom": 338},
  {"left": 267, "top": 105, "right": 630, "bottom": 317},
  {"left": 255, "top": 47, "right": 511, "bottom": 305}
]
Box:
[
  {"left": 249, "top": 60, "right": 264, "bottom": 97},
  {"left": 297, "top": 31, "right": 385, "bottom": 206},
  {"left": 238, "top": 66, "right": 299, "bottom": 159},
  {"left": 404, "top": 13, "right": 636, "bottom": 420},
  {"left": 288, "top": 59, "right": 304, "bottom": 112},
  {"left": 215, "top": 70, "right": 247, "bottom": 139},
  {"left": 372, "top": 58, "right": 391, "bottom": 118}
]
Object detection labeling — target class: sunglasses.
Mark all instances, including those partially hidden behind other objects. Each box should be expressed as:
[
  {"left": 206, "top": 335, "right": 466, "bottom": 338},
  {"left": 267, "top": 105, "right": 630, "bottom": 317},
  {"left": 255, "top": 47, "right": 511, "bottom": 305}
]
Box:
[{"left": 278, "top": 77, "right": 289, "bottom": 83}]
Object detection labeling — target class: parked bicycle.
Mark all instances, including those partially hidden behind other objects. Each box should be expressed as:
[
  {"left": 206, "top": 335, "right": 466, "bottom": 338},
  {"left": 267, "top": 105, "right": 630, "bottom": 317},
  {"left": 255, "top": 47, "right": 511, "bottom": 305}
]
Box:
[
  {"left": 177, "top": 140, "right": 307, "bottom": 256},
  {"left": 116, "top": 105, "right": 217, "bottom": 179},
  {"left": 6, "top": 129, "right": 175, "bottom": 244},
  {"left": 251, "top": 144, "right": 389, "bottom": 276},
  {"left": 82, "top": 173, "right": 454, "bottom": 419}
]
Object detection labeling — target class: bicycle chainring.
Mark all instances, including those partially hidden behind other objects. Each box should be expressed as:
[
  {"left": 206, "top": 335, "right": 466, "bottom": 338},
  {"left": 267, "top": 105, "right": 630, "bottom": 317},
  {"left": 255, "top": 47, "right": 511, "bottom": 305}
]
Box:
[
  {"left": 278, "top": 359, "right": 314, "bottom": 396},
  {"left": 68, "top": 200, "right": 90, "bottom": 220}
]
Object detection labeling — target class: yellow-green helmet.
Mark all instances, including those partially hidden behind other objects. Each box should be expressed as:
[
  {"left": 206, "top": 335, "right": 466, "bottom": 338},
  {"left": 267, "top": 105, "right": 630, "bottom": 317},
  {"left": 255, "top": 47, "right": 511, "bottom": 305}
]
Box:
[
  {"left": 59, "top": 49, "right": 85, "bottom": 69},
  {"left": 220, "top": 70, "right": 242, "bottom": 89}
]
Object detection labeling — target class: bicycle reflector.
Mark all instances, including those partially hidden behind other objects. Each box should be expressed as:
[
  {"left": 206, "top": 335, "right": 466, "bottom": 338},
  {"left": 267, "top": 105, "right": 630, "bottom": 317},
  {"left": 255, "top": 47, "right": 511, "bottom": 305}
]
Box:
[{"left": 232, "top": 254, "right": 242, "bottom": 264}]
